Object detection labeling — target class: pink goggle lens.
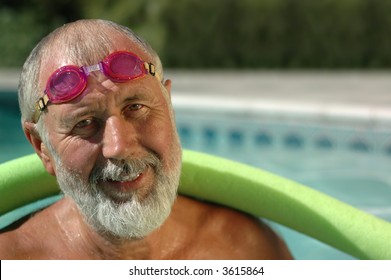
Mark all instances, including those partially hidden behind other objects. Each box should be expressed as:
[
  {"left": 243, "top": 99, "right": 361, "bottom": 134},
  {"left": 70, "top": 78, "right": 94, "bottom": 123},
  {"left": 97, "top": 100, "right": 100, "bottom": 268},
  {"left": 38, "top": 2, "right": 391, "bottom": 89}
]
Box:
[
  {"left": 101, "top": 51, "right": 146, "bottom": 82},
  {"left": 46, "top": 66, "right": 87, "bottom": 103}
]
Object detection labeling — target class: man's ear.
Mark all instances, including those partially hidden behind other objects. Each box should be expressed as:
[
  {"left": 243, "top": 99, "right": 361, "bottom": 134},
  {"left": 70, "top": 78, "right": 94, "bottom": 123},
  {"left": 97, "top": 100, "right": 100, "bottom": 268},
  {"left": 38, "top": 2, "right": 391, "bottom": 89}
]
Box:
[
  {"left": 23, "top": 121, "right": 56, "bottom": 176},
  {"left": 163, "top": 79, "right": 172, "bottom": 99}
]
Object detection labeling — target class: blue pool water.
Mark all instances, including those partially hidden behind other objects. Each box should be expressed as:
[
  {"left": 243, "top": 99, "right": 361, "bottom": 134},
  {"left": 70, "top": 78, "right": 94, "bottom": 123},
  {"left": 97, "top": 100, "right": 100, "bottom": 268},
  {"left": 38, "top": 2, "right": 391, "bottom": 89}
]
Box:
[
  {"left": 0, "top": 91, "right": 35, "bottom": 161},
  {"left": 1, "top": 90, "right": 391, "bottom": 259},
  {"left": 174, "top": 105, "right": 391, "bottom": 259}
]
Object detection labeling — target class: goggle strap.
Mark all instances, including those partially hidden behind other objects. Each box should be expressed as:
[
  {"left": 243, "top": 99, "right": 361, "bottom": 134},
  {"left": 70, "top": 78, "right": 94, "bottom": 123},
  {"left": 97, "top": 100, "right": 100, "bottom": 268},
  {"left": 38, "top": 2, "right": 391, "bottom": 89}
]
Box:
[
  {"left": 32, "top": 94, "right": 49, "bottom": 122},
  {"left": 144, "top": 62, "right": 156, "bottom": 76},
  {"left": 36, "top": 95, "right": 50, "bottom": 112}
]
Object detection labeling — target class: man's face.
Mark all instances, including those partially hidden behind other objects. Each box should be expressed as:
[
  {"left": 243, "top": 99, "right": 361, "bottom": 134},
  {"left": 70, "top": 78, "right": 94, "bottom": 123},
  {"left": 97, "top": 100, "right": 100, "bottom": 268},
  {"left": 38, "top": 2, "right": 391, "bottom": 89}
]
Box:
[{"left": 38, "top": 40, "right": 182, "bottom": 238}]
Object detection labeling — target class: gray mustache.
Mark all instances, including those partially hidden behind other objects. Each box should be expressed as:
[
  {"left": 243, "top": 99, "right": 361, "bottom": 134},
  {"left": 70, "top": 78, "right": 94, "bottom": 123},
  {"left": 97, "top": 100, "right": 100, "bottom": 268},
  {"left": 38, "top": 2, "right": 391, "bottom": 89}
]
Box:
[{"left": 90, "top": 154, "right": 161, "bottom": 184}]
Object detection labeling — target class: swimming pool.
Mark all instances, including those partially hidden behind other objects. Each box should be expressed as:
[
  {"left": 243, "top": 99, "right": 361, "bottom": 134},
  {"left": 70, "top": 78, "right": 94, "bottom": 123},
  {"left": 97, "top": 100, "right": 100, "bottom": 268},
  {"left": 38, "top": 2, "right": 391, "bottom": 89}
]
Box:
[
  {"left": 1, "top": 72, "right": 391, "bottom": 259},
  {"left": 174, "top": 104, "right": 391, "bottom": 259}
]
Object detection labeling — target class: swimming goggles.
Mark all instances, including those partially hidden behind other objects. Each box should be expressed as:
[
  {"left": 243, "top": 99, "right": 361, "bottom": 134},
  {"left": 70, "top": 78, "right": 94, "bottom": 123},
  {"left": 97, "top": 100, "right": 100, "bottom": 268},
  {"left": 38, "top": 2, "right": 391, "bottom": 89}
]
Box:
[{"left": 34, "top": 51, "right": 160, "bottom": 122}]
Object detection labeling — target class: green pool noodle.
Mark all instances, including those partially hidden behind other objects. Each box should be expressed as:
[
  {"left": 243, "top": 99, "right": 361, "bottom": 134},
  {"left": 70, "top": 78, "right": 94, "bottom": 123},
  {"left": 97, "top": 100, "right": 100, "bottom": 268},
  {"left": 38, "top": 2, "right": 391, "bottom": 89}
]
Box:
[{"left": 0, "top": 149, "right": 390, "bottom": 259}]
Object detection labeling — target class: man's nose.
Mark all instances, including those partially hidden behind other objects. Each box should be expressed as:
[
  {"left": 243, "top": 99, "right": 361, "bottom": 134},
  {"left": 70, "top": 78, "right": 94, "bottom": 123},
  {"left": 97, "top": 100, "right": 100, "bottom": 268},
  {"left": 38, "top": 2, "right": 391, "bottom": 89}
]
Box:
[{"left": 102, "top": 116, "right": 138, "bottom": 160}]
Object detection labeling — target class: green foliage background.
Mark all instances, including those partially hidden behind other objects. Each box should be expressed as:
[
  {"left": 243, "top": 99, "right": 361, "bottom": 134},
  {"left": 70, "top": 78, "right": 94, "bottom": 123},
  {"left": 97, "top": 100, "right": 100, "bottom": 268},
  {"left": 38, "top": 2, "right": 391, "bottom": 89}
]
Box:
[{"left": 1, "top": 0, "right": 391, "bottom": 69}]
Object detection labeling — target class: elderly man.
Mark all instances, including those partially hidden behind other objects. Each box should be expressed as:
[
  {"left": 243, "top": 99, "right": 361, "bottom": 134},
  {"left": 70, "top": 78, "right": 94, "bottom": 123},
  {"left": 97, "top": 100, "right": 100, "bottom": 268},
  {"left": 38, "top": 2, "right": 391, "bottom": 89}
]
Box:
[{"left": 0, "top": 19, "right": 292, "bottom": 259}]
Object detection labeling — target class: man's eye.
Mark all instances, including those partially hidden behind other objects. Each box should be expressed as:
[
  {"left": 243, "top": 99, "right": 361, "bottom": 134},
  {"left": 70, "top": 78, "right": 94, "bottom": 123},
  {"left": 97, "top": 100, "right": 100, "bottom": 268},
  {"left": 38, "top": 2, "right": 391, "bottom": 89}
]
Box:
[
  {"left": 75, "top": 118, "right": 95, "bottom": 128},
  {"left": 72, "top": 118, "right": 100, "bottom": 137},
  {"left": 123, "top": 103, "right": 148, "bottom": 119},
  {"left": 128, "top": 104, "right": 143, "bottom": 111}
]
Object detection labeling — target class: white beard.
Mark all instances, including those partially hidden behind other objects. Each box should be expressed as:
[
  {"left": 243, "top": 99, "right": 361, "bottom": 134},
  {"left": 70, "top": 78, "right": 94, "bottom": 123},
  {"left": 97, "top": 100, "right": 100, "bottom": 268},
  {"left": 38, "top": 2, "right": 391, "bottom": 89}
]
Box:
[{"left": 54, "top": 153, "right": 181, "bottom": 239}]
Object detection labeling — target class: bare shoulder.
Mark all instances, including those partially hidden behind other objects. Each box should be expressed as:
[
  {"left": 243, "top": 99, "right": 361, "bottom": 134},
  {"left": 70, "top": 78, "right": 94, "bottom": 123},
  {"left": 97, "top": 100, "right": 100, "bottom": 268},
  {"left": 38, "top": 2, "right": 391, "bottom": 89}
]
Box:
[
  {"left": 0, "top": 219, "right": 42, "bottom": 259},
  {"left": 0, "top": 230, "right": 20, "bottom": 259},
  {"left": 0, "top": 198, "right": 75, "bottom": 259},
  {"left": 169, "top": 196, "right": 293, "bottom": 259}
]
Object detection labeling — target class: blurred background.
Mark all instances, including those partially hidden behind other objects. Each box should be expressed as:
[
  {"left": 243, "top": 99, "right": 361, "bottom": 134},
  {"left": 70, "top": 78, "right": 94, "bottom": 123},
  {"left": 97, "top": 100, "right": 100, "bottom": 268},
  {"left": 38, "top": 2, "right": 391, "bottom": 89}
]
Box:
[
  {"left": 1, "top": 0, "right": 391, "bottom": 259},
  {"left": 2, "top": 0, "right": 391, "bottom": 69}
]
